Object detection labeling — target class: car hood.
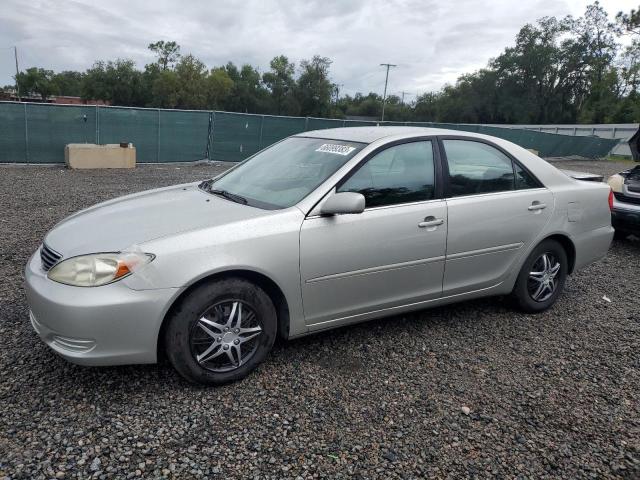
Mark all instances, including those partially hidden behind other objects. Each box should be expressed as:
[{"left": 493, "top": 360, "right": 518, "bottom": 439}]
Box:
[{"left": 45, "top": 183, "right": 271, "bottom": 257}]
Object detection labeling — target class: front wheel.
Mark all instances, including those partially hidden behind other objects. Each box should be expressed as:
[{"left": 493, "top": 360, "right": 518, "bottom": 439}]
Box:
[
  {"left": 164, "top": 278, "right": 277, "bottom": 385},
  {"left": 511, "top": 239, "right": 568, "bottom": 313}
]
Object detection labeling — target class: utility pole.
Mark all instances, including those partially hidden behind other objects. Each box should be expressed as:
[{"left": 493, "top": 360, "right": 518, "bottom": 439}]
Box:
[
  {"left": 14, "top": 46, "right": 21, "bottom": 101},
  {"left": 379, "top": 63, "right": 396, "bottom": 122},
  {"left": 334, "top": 83, "right": 344, "bottom": 105},
  {"left": 400, "top": 91, "right": 410, "bottom": 105}
]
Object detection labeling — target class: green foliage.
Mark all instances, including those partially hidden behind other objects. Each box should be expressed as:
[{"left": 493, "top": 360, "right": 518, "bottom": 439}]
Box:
[
  {"left": 16, "top": 67, "right": 56, "bottom": 99},
  {"left": 148, "top": 40, "right": 181, "bottom": 70},
  {"left": 616, "top": 5, "right": 640, "bottom": 35},
  {"left": 52, "top": 71, "right": 83, "bottom": 96},
  {"left": 81, "top": 59, "right": 147, "bottom": 106},
  {"left": 296, "top": 56, "right": 334, "bottom": 117},
  {"left": 262, "top": 55, "right": 296, "bottom": 115}
]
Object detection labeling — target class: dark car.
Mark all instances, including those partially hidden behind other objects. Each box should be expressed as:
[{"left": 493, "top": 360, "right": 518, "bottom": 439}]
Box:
[{"left": 608, "top": 165, "right": 640, "bottom": 238}]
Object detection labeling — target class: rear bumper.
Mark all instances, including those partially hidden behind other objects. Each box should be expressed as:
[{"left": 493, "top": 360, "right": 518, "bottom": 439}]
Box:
[
  {"left": 24, "top": 250, "right": 179, "bottom": 366},
  {"left": 611, "top": 202, "right": 640, "bottom": 234},
  {"left": 572, "top": 225, "right": 614, "bottom": 272}
]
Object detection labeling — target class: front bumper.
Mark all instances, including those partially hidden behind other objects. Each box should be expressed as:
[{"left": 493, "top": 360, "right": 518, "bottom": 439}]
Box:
[{"left": 25, "top": 250, "right": 179, "bottom": 366}]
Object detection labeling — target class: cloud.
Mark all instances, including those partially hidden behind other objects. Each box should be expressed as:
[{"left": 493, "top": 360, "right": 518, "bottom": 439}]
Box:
[{"left": 0, "top": 0, "right": 635, "bottom": 98}]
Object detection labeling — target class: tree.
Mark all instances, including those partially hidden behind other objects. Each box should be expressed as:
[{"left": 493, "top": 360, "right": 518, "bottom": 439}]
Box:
[
  {"left": 81, "top": 59, "right": 147, "bottom": 106},
  {"left": 52, "top": 71, "right": 83, "bottom": 96},
  {"left": 148, "top": 41, "right": 181, "bottom": 70},
  {"left": 492, "top": 17, "right": 568, "bottom": 123},
  {"left": 150, "top": 68, "right": 180, "bottom": 108},
  {"left": 206, "top": 67, "right": 234, "bottom": 109},
  {"left": 15, "top": 67, "right": 56, "bottom": 100},
  {"left": 570, "top": 2, "right": 619, "bottom": 122},
  {"left": 616, "top": 6, "right": 640, "bottom": 36},
  {"left": 174, "top": 54, "right": 208, "bottom": 109},
  {"left": 222, "top": 62, "right": 269, "bottom": 113},
  {"left": 262, "top": 55, "right": 296, "bottom": 115},
  {"left": 296, "top": 55, "right": 333, "bottom": 117}
]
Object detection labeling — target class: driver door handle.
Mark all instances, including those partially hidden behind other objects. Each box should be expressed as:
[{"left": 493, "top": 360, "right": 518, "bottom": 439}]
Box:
[{"left": 418, "top": 216, "right": 444, "bottom": 228}]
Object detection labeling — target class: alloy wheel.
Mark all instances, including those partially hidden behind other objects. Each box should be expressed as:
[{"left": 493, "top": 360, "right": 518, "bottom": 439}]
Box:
[
  {"left": 527, "top": 252, "right": 561, "bottom": 302},
  {"left": 189, "top": 300, "right": 263, "bottom": 372}
]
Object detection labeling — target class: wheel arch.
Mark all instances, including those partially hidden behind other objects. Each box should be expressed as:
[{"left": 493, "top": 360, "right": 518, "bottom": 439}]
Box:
[
  {"left": 542, "top": 233, "right": 576, "bottom": 274},
  {"left": 157, "top": 269, "right": 291, "bottom": 359}
]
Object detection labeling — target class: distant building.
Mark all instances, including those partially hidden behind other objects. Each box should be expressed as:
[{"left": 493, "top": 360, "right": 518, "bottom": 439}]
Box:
[
  {"left": 0, "top": 91, "right": 109, "bottom": 106},
  {"left": 52, "top": 96, "right": 110, "bottom": 106}
]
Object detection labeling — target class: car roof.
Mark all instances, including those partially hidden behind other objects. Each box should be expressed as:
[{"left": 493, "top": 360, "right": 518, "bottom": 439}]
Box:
[{"left": 294, "top": 126, "right": 471, "bottom": 144}]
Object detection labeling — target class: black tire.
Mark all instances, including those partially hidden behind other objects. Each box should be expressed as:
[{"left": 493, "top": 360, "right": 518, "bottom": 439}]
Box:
[
  {"left": 511, "top": 239, "right": 568, "bottom": 313},
  {"left": 164, "top": 278, "right": 277, "bottom": 385}
]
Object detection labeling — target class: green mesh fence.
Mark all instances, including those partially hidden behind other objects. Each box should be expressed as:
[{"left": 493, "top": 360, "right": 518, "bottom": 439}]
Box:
[
  {"left": 0, "top": 101, "right": 620, "bottom": 163},
  {"left": 210, "top": 112, "right": 263, "bottom": 162},
  {"left": 260, "top": 115, "right": 306, "bottom": 147},
  {"left": 159, "top": 110, "right": 210, "bottom": 163},
  {"left": 0, "top": 102, "right": 27, "bottom": 162},
  {"left": 98, "top": 107, "right": 158, "bottom": 162},
  {"left": 25, "top": 104, "right": 97, "bottom": 163},
  {"left": 413, "top": 122, "right": 619, "bottom": 158}
]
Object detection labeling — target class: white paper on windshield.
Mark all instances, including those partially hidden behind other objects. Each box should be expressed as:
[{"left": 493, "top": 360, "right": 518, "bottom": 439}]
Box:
[{"left": 315, "top": 144, "right": 356, "bottom": 156}]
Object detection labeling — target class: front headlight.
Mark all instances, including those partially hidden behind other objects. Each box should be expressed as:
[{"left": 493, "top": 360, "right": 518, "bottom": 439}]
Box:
[{"left": 47, "top": 252, "right": 154, "bottom": 287}]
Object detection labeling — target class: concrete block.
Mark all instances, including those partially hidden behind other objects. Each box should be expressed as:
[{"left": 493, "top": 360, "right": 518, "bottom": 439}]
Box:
[{"left": 65, "top": 144, "right": 136, "bottom": 169}]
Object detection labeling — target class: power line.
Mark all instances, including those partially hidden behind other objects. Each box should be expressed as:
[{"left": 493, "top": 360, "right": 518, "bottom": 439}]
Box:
[{"left": 379, "top": 63, "right": 396, "bottom": 122}]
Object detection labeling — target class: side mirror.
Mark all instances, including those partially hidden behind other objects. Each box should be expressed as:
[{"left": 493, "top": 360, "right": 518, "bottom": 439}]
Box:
[{"left": 320, "top": 192, "right": 365, "bottom": 215}]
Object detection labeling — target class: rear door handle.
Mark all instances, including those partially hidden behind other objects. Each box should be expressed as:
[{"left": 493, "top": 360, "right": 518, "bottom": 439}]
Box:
[
  {"left": 528, "top": 202, "right": 547, "bottom": 211},
  {"left": 418, "top": 216, "right": 444, "bottom": 228}
]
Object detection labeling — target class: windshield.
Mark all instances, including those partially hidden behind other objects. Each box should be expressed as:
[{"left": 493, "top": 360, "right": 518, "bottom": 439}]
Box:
[{"left": 202, "top": 137, "right": 365, "bottom": 209}]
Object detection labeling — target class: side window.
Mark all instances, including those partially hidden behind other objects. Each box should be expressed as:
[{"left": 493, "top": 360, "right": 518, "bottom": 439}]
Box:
[
  {"left": 338, "top": 141, "right": 435, "bottom": 208},
  {"left": 443, "top": 140, "right": 515, "bottom": 197},
  {"left": 514, "top": 162, "right": 541, "bottom": 189}
]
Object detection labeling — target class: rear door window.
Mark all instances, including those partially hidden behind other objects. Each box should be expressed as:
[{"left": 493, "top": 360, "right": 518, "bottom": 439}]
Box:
[{"left": 443, "top": 140, "right": 515, "bottom": 197}]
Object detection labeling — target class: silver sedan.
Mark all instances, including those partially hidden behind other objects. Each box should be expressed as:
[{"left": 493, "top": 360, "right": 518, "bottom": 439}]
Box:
[{"left": 25, "top": 127, "right": 614, "bottom": 385}]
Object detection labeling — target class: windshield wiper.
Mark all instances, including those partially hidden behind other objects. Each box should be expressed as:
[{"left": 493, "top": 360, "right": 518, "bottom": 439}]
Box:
[
  {"left": 198, "top": 179, "right": 248, "bottom": 205},
  {"left": 209, "top": 189, "right": 248, "bottom": 205}
]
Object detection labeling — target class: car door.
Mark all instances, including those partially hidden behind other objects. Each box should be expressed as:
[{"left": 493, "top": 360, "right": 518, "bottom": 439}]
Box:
[
  {"left": 440, "top": 137, "right": 554, "bottom": 295},
  {"left": 299, "top": 139, "right": 447, "bottom": 328}
]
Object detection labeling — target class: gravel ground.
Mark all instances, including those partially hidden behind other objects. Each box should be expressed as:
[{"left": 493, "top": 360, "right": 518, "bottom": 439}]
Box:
[{"left": 0, "top": 160, "right": 639, "bottom": 479}]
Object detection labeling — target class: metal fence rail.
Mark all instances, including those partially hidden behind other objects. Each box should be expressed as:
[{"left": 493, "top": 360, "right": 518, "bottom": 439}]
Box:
[{"left": 0, "top": 101, "right": 621, "bottom": 163}]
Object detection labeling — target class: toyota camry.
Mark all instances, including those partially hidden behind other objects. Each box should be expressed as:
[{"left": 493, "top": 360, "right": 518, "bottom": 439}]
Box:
[{"left": 25, "top": 127, "right": 614, "bottom": 385}]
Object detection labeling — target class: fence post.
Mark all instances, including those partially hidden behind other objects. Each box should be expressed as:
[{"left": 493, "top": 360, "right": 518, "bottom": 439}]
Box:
[
  {"left": 96, "top": 106, "right": 100, "bottom": 144},
  {"left": 23, "top": 102, "right": 29, "bottom": 163},
  {"left": 304, "top": 117, "right": 309, "bottom": 131},
  {"left": 211, "top": 111, "right": 216, "bottom": 161},
  {"left": 259, "top": 115, "right": 264, "bottom": 149},
  {"left": 157, "top": 109, "right": 161, "bottom": 162}
]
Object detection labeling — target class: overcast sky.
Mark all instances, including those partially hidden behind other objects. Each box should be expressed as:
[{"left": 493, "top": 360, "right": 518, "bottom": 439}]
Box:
[{"left": 0, "top": 0, "right": 636, "bottom": 99}]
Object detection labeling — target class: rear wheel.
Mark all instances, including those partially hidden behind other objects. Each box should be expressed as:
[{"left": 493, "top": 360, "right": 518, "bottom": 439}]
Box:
[
  {"left": 511, "top": 239, "right": 568, "bottom": 313},
  {"left": 164, "top": 278, "right": 277, "bottom": 385}
]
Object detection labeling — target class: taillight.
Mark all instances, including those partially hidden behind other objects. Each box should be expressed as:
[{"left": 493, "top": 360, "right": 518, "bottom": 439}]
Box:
[{"left": 608, "top": 189, "right": 614, "bottom": 211}]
